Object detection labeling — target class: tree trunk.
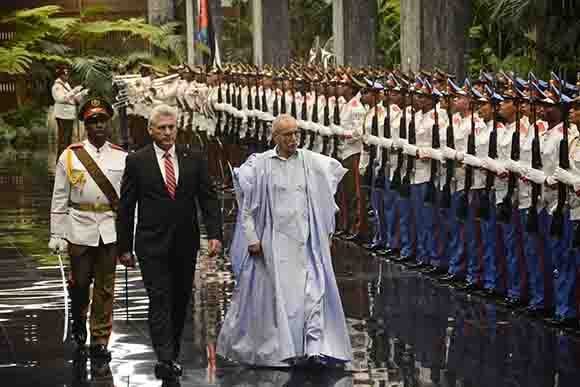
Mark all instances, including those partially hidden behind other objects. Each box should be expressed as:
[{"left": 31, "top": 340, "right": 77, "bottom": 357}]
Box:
[
  {"left": 148, "top": 0, "right": 175, "bottom": 25},
  {"left": 341, "top": 0, "right": 377, "bottom": 66},
  {"left": 401, "top": 0, "right": 471, "bottom": 78},
  {"left": 262, "top": 0, "right": 291, "bottom": 66}
]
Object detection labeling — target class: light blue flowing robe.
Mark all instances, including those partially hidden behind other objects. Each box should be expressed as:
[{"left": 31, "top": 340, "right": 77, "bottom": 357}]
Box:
[{"left": 217, "top": 149, "right": 352, "bottom": 367}]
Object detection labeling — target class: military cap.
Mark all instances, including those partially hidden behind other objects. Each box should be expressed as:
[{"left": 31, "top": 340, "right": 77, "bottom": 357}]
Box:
[
  {"left": 56, "top": 64, "right": 70, "bottom": 77},
  {"left": 78, "top": 97, "right": 114, "bottom": 121}
]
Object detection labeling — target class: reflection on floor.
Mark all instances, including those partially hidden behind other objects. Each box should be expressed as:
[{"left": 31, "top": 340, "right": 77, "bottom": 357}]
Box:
[{"left": 1, "top": 144, "right": 580, "bottom": 386}]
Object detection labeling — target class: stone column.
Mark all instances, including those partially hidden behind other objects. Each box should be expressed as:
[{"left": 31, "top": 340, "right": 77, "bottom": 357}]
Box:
[
  {"left": 333, "top": 0, "right": 377, "bottom": 67},
  {"left": 252, "top": 0, "right": 290, "bottom": 66},
  {"left": 401, "top": 0, "right": 472, "bottom": 78}
]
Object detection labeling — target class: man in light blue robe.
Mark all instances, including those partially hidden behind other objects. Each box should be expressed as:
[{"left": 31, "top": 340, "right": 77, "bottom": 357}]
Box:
[{"left": 217, "top": 114, "right": 353, "bottom": 368}]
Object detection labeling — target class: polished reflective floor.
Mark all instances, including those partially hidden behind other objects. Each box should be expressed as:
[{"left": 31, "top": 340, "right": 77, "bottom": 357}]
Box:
[{"left": 1, "top": 142, "right": 580, "bottom": 386}]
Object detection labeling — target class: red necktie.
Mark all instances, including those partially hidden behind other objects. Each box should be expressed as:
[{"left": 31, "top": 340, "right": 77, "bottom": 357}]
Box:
[{"left": 164, "top": 152, "right": 176, "bottom": 199}]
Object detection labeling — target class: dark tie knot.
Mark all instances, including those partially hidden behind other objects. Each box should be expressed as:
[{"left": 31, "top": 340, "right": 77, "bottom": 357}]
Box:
[{"left": 164, "top": 152, "right": 172, "bottom": 159}]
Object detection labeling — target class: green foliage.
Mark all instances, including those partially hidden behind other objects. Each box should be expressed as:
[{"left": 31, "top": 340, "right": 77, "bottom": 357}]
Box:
[
  {"left": 290, "top": 0, "right": 332, "bottom": 60},
  {"left": 221, "top": 1, "right": 253, "bottom": 63},
  {"left": 0, "top": 105, "right": 48, "bottom": 146},
  {"left": 377, "top": 0, "right": 401, "bottom": 68},
  {"left": 468, "top": 0, "right": 580, "bottom": 80}
]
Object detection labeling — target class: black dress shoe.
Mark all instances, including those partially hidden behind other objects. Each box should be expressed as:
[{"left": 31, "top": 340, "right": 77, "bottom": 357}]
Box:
[
  {"left": 89, "top": 344, "right": 111, "bottom": 362},
  {"left": 477, "top": 288, "right": 504, "bottom": 300},
  {"left": 170, "top": 360, "right": 183, "bottom": 377},
  {"left": 343, "top": 233, "right": 359, "bottom": 241},
  {"left": 524, "top": 307, "right": 553, "bottom": 319},
  {"left": 406, "top": 262, "right": 428, "bottom": 270},
  {"left": 71, "top": 319, "right": 87, "bottom": 348},
  {"left": 392, "top": 255, "right": 414, "bottom": 264},
  {"left": 503, "top": 297, "right": 524, "bottom": 308},
  {"left": 438, "top": 274, "right": 464, "bottom": 283},
  {"left": 423, "top": 266, "right": 447, "bottom": 276},
  {"left": 155, "top": 361, "right": 179, "bottom": 381},
  {"left": 544, "top": 317, "right": 579, "bottom": 330},
  {"left": 455, "top": 282, "right": 482, "bottom": 292},
  {"left": 334, "top": 230, "right": 345, "bottom": 238},
  {"left": 162, "top": 380, "right": 181, "bottom": 387}
]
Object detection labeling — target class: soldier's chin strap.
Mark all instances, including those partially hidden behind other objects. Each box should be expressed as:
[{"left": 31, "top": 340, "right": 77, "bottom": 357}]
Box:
[{"left": 57, "top": 253, "right": 69, "bottom": 343}]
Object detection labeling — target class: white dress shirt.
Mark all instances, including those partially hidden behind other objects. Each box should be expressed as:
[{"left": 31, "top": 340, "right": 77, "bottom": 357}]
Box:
[{"left": 153, "top": 142, "right": 180, "bottom": 185}]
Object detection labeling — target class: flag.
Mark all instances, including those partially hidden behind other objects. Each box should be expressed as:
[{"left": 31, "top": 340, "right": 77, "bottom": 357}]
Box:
[{"left": 196, "top": 0, "right": 220, "bottom": 68}]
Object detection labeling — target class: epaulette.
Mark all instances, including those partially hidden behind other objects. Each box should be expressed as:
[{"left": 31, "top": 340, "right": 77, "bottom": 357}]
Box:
[
  {"left": 110, "top": 143, "right": 127, "bottom": 152},
  {"left": 69, "top": 143, "right": 84, "bottom": 149}
]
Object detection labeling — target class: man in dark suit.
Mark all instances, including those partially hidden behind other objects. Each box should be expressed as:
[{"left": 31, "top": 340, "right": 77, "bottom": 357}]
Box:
[{"left": 117, "top": 104, "right": 222, "bottom": 386}]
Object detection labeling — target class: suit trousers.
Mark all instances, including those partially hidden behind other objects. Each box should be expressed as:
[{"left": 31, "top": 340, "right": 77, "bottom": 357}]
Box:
[
  {"left": 68, "top": 241, "right": 117, "bottom": 345},
  {"left": 138, "top": 245, "right": 196, "bottom": 362}
]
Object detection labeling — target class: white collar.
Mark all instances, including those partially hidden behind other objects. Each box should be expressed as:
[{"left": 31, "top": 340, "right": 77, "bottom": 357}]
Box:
[
  {"left": 153, "top": 142, "right": 176, "bottom": 159},
  {"left": 84, "top": 139, "right": 108, "bottom": 154}
]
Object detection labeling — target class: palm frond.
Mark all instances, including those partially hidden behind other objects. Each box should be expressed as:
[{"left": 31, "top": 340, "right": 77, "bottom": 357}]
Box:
[
  {"left": 0, "top": 46, "right": 33, "bottom": 75},
  {"left": 72, "top": 57, "right": 114, "bottom": 98}
]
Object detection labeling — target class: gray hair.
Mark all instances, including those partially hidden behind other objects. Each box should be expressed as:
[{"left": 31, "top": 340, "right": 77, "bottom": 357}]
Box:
[
  {"left": 271, "top": 114, "right": 298, "bottom": 136},
  {"left": 149, "top": 104, "right": 178, "bottom": 129}
]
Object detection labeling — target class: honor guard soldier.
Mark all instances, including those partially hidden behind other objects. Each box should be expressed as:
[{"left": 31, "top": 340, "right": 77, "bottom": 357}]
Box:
[
  {"left": 48, "top": 97, "right": 127, "bottom": 362},
  {"left": 52, "top": 65, "right": 89, "bottom": 157}
]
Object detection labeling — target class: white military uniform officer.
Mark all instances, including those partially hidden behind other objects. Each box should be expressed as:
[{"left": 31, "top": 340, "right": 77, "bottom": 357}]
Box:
[{"left": 48, "top": 97, "right": 127, "bottom": 361}]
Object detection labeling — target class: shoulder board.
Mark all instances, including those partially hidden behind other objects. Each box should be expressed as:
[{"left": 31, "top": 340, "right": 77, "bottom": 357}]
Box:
[
  {"left": 497, "top": 122, "right": 505, "bottom": 129},
  {"left": 391, "top": 104, "right": 401, "bottom": 113},
  {"left": 68, "top": 143, "right": 84, "bottom": 149},
  {"left": 109, "top": 143, "right": 127, "bottom": 152}
]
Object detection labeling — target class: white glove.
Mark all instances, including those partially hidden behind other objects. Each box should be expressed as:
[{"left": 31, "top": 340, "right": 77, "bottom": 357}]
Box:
[
  {"left": 463, "top": 154, "right": 482, "bottom": 168},
  {"left": 482, "top": 158, "right": 507, "bottom": 176},
  {"left": 403, "top": 144, "right": 418, "bottom": 156},
  {"left": 554, "top": 167, "right": 580, "bottom": 186},
  {"left": 381, "top": 138, "right": 393, "bottom": 149},
  {"left": 430, "top": 149, "right": 444, "bottom": 161},
  {"left": 505, "top": 159, "right": 524, "bottom": 174},
  {"left": 394, "top": 138, "right": 406, "bottom": 149},
  {"left": 418, "top": 147, "right": 432, "bottom": 159},
  {"left": 524, "top": 168, "right": 547, "bottom": 185},
  {"left": 48, "top": 237, "right": 68, "bottom": 253},
  {"left": 362, "top": 134, "right": 370, "bottom": 144},
  {"left": 368, "top": 135, "right": 380, "bottom": 146},
  {"left": 442, "top": 147, "right": 457, "bottom": 160}
]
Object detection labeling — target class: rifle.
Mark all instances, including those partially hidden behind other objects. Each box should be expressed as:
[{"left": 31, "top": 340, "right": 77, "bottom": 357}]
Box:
[
  {"left": 215, "top": 75, "right": 223, "bottom": 138},
  {"left": 550, "top": 83, "right": 571, "bottom": 237},
  {"left": 363, "top": 83, "right": 380, "bottom": 187},
  {"left": 260, "top": 81, "right": 269, "bottom": 148},
  {"left": 497, "top": 91, "right": 522, "bottom": 223},
  {"left": 526, "top": 80, "right": 542, "bottom": 232},
  {"left": 291, "top": 77, "right": 297, "bottom": 118},
  {"left": 457, "top": 95, "right": 476, "bottom": 220},
  {"left": 400, "top": 86, "right": 416, "bottom": 198},
  {"left": 375, "top": 82, "right": 391, "bottom": 189},
  {"left": 300, "top": 81, "right": 308, "bottom": 147},
  {"left": 391, "top": 88, "right": 408, "bottom": 192},
  {"left": 253, "top": 73, "right": 261, "bottom": 143},
  {"left": 425, "top": 85, "right": 441, "bottom": 204},
  {"left": 281, "top": 77, "right": 287, "bottom": 115},
  {"left": 308, "top": 84, "right": 319, "bottom": 151},
  {"left": 440, "top": 91, "right": 455, "bottom": 209},
  {"left": 245, "top": 75, "right": 253, "bottom": 142},
  {"left": 322, "top": 84, "right": 331, "bottom": 156},
  {"left": 331, "top": 84, "right": 341, "bottom": 160},
  {"left": 235, "top": 81, "right": 243, "bottom": 144},
  {"left": 223, "top": 76, "right": 232, "bottom": 142},
  {"left": 477, "top": 86, "right": 500, "bottom": 220}
]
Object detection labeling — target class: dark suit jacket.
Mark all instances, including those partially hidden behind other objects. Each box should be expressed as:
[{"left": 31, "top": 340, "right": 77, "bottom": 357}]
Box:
[{"left": 116, "top": 144, "right": 221, "bottom": 259}]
